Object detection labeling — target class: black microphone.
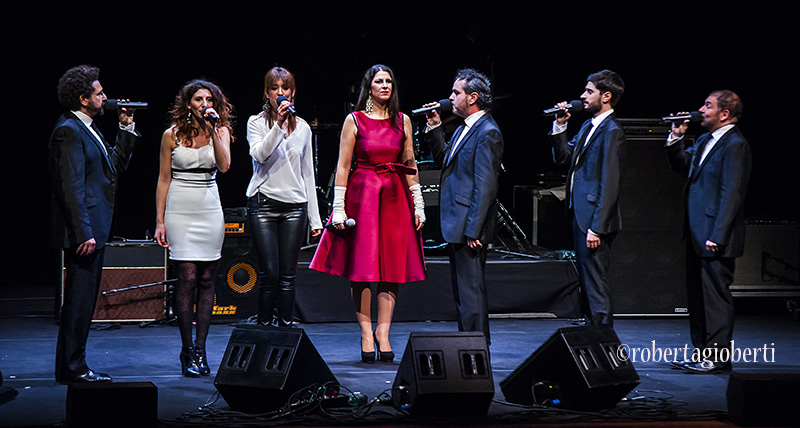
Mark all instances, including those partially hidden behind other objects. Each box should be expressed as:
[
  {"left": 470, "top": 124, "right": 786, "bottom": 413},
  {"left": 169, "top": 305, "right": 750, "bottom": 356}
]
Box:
[
  {"left": 103, "top": 99, "right": 148, "bottom": 111},
  {"left": 201, "top": 107, "right": 219, "bottom": 124},
  {"left": 661, "top": 111, "right": 702, "bottom": 123},
  {"left": 276, "top": 95, "right": 297, "bottom": 116},
  {"left": 412, "top": 99, "right": 452, "bottom": 116},
  {"left": 543, "top": 100, "right": 584, "bottom": 116},
  {"left": 325, "top": 218, "right": 355, "bottom": 231}
]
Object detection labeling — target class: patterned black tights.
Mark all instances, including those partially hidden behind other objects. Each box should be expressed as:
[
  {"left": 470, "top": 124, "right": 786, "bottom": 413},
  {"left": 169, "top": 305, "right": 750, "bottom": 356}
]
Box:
[{"left": 174, "top": 261, "right": 216, "bottom": 349}]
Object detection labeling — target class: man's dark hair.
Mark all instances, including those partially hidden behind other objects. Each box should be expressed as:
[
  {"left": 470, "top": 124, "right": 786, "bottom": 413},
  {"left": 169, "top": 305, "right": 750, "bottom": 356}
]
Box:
[
  {"left": 455, "top": 68, "right": 492, "bottom": 111},
  {"left": 587, "top": 69, "right": 625, "bottom": 107},
  {"left": 57, "top": 65, "right": 100, "bottom": 111},
  {"left": 710, "top": 89, "right": 743, "bottom": 120}
]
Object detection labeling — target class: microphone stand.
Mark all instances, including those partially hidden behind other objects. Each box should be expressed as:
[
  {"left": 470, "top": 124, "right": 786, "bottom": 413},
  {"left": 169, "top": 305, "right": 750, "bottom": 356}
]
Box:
[{"left": 99, "top": 278, "right": 179, "bottom": 327}]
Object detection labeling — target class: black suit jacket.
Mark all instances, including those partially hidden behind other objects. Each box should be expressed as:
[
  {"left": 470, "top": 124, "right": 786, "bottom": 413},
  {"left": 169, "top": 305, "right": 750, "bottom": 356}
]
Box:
[
  {"left": 49, "top": 112, "right": 139, "bottom": 249},
  {"left": 666, "top": 126, "right": 751, "bottom": 258},
  {"left": 425, "top": 112, "right": 504, "bottom": 244},
  {"left": 549, "top": 113, "right": 626, "bottom": 236}
]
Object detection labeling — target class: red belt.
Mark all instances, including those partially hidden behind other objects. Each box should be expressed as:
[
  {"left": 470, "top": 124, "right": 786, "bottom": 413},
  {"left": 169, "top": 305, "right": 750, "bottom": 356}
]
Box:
[{"left": 356, "top": 162, "right": 417, "bottom": 175}]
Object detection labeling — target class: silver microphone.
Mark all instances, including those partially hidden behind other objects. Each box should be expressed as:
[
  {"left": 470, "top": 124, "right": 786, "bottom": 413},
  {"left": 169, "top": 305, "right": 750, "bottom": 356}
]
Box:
[{"left": 661, "top": 111, "right": 702, "bottom": 123}]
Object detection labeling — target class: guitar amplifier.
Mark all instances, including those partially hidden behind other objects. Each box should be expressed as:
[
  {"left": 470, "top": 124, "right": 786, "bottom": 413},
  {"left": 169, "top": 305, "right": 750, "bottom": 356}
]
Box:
[{"left": 60, "top": 241, "right": 167, "bottom": 322}]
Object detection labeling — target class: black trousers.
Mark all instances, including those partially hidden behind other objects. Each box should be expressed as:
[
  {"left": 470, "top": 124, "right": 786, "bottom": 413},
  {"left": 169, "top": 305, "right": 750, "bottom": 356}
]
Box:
[
  {"left": 56, "top": 246, "right": 105, "bottom": 380},
  {"left": 685, "top": 242, "right": 736, "bottom": 350},
  {"left": 448, "top": 242, "right": 490, "bottom": 344},
  {"left": 572, "top": 217, "right": 615, "bottom": 326},
  {"left": 247, "top": 195, "right": 308, "bottom": 326}
]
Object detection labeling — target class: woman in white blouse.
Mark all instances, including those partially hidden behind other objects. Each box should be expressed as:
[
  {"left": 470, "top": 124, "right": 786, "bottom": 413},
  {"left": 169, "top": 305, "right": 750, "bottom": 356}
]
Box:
[{"left": 246, "top": 67, "right": 323, "bottom": 326}]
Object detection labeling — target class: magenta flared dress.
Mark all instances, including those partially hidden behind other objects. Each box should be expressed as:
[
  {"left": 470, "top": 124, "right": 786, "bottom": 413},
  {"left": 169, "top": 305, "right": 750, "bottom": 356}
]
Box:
[{"left": 310, "top": 112, "right": 426, "bottom": 283}]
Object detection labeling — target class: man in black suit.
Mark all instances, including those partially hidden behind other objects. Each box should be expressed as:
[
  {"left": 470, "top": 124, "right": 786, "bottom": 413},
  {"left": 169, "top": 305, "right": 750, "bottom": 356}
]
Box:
[
  {"left": 49, "top": 65, "right": 140, "bottom": 383},
  {"left": 548, "top": 70, "right": 627, "bottom": 326},
  {"left": 666, "top": 90, "right": 751, "bottom": 374},
  {"left": 423, "top": 68, "right": 504, "bottom": 344}
]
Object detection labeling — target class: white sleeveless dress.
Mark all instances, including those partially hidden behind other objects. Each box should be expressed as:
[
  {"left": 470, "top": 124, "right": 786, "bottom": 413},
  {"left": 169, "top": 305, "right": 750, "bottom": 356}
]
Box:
[{"left": 164, "top": 143, "right": 224, "bottom": 261}]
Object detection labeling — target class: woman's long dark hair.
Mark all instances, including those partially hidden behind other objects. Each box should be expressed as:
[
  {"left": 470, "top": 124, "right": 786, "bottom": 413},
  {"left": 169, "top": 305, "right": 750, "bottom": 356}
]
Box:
[
  {"left": 262, "top": 67, "right": 297, "bottom": 134},
  {"left": 169, "top": 79, "right": 235, "bottom": 145},
  {"left": 354, "top": 64, "right": 401, "bottom": 130}
]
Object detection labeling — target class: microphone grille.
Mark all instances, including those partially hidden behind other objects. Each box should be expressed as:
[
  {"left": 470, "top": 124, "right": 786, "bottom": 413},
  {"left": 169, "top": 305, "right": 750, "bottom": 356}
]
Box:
[
  {"left": 438, "top": 99, "right": 452, "bottom": 110},
  {"left": 568, "top": 100, "right": 584, "bottom": 113},
  {"left": 103, "top": 99, "right": 118, "bottom": 111}
]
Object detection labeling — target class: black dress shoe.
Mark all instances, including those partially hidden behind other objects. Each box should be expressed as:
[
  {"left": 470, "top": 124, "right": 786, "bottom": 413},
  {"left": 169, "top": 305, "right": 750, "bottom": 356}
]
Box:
[
  {"left": 681, "top": 360, "right": 731, "bottom": 374},
  {"left": 669, "top": 360, "right": 690, "bottom": 370},
  {"left": 67, "top": 369, "right": 112, "bottom": 384}
]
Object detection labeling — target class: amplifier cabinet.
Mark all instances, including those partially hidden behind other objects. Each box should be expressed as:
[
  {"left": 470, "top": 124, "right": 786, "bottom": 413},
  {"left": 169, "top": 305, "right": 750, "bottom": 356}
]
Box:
[{"left": 61, "top": 241, "right": 167, "bottom": 322}]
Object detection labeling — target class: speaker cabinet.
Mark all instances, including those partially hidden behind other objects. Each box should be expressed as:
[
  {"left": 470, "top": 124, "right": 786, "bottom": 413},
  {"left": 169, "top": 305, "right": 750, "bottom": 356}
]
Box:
[
  {"left": 214, "top": 325, "right": 337, "bottom": 413},
  {"left": 60, "top": 242, "right": 167, "bottom": 322},
  {"left": 66, "top": 381, "right": 157, "bottom": 428},
  {"left": 500, "top": 325, "right": 639, "bottom": 411},
  {"left": 727, "top": 371, "right": 800, "bottom": 427},
  {"left": 213, "top": 209, "right": 260, "bottom": 320},
  {"left": 392, "top": 331, "right": 494, "bottom": 417},
  {"left": 611, "top": 120, "right": 690, "bottom": 315}
]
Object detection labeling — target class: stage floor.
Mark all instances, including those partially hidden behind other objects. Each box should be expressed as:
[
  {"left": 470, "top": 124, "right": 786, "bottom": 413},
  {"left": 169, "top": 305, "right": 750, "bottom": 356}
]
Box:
[{"left": 1, "top": 315, "right": 798, "bottom": 427}]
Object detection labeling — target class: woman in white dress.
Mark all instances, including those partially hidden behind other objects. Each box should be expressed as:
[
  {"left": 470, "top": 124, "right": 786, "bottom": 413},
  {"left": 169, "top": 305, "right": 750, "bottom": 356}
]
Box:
[
  {"left": 155, "top": 79, "right": 233, "bottom": 377},
  {"left": 246, "top": 67, "right": 322, "bottom": 327}
]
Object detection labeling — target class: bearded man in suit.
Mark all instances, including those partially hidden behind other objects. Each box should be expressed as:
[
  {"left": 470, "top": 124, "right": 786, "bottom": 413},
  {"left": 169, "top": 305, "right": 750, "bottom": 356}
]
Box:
[
  {"left": 548, "top": 69, "right": 627, "bottom": 327},
  {"left": 50, "top": 65, "right": 140, "bottom": 383},
  {"left": 423, "top": 68, "right": 504, "bottom": 344},
  {"left": 666, "top": 90, "right": 751, "bottom": 374}
]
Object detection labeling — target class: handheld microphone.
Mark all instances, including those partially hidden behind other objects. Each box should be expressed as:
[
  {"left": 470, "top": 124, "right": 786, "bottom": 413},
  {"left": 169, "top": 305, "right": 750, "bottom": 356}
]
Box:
[
  {"left": 543, "top": 100, "right": 583, "bottom": 116},
  {"left": 276, "top": 95, "right": 297, "bottom": 116},
  {"left": 104, "top": 99, "right": 148, "bottom": 111},
  {"left": 412, "top": 99, "right": 452, "bottom": 116},
  {"left": 325, "top": 218, "right": 356, "bottom": 231},
  {"left": 201, "top": 107, "right": 219, "bottom": 124},
  {"left": 661, "top": 111, "right": 702, "bottom": 123}
]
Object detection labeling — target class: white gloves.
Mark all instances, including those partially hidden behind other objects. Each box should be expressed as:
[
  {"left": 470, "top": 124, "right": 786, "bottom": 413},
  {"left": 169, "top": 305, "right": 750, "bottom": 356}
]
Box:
[
  {"left": 409, "top": 183, "right": 426, "bottom": 224},
  {"left": 331, "top": 186, "right": 348, "bottom": 225}
]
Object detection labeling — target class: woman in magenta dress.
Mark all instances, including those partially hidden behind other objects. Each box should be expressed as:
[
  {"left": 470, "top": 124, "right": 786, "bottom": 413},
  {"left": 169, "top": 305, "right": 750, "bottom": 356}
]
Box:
[{"left": 310, "top": 64, "right": 426, "bottom": 363}]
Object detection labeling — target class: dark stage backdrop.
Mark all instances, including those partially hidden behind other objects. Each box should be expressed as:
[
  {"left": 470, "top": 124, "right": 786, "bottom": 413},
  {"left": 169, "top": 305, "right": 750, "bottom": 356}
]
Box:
[{"left": 6, "top": 3, "right": 798, "bottom": 294}]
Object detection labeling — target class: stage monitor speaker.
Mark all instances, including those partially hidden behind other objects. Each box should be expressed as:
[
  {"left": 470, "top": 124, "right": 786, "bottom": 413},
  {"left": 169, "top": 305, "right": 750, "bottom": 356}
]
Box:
[
  {"left": 500, "top": 325, "right": 639, "bottom": 411},
  {"left": 391, "top": 331, "right": 494, "bottom": 417},
  {"left": 60, "top": 242, "right": 167, "bottom": 322},
  {"left": 214, "top": 325, "right": 337, "bottom": 413},
  {"left": 726, "top": 371, "right": 800, "bottom": 427},
  {"left": 213, "top": 208, "right": 259, "bottom": 320},
  {"left": 611, "top": 120, "right": 689, "bottom": 315},
  {"left": 66, "top": 381, "right": 157, "bottom": 428}
]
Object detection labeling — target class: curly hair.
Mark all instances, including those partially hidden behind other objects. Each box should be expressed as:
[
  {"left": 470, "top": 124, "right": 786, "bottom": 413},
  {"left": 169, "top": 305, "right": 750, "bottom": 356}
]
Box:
[
  {"left": 455, "top": 68, "right": 493, "bottom": 111},
  {"left": 354, "top": 64, "right": 401, "bottom": 130},
  {"left": 57, "top": 65, "right": 100, "bottom": 111},
  {"left": 169, "top": 79, "right": 235, "bottom": 144}
]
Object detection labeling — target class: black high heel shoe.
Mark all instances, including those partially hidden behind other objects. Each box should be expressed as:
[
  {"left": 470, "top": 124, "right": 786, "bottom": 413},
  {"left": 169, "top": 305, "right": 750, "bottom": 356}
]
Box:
[
  {"left": 374, "top": 333, "right": 394, "bottom": 363},
  {"left": 361, "top": 337, "right": 375, "bottom": 363},
  {"left": 194, "top": 344, "right": 210, "bottom": 376},
  {"left": 180, "top": 346, "right": 201, "bottom": 377}
]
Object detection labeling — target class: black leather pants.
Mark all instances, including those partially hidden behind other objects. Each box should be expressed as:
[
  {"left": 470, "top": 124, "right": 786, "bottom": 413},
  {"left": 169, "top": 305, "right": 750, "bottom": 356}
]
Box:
[{"left": 247, "top": 195, "right": 308, "bottom": 326}]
